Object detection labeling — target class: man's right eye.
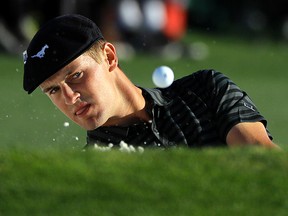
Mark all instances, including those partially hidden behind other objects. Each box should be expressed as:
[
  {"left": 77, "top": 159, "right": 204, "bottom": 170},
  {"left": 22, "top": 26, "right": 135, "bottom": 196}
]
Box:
[{"left": 49, "top": 87, "right": 60, "bottom": 95}]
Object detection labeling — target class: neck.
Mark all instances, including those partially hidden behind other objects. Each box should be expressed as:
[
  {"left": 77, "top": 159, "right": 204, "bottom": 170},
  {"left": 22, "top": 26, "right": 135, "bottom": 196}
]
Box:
[{"left": 103, "top": 68, "right": 151, "bottom": 126}]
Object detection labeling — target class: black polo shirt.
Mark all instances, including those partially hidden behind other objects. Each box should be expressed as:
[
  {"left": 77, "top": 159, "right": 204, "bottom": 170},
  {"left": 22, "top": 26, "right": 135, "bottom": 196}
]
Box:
[{"left": 86, "top": 69, "right": 272, "bottom": 149}]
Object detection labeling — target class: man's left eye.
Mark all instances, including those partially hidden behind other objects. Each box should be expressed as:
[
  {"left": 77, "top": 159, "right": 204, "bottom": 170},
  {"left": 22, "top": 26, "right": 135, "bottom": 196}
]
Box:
[{"left": 72, "top": 72, "right": 82, "bottom": 79}]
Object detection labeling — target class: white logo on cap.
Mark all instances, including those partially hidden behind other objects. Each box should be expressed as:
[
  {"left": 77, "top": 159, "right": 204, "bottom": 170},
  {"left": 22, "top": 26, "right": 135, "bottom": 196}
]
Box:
[
  {"left": 23, "top": 50, "right": 28, "bottom": 64},
  {"left": 31, "top": 44, "right": 49, "bottom": 59}
]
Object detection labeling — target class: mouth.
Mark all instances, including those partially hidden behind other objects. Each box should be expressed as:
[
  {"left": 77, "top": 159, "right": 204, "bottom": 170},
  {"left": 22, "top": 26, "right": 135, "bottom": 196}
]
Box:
[{"left": 75, "top": 102, "right": 91, "bottom": 117}]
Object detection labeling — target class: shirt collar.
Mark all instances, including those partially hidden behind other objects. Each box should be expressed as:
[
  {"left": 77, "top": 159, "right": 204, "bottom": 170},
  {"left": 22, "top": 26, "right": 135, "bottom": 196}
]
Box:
[
  {"left": 86, "top": 87, "right": 173, "bottom": 148},
  {"left": 140, "top": 87, "right": 171, "bottom": 107}
]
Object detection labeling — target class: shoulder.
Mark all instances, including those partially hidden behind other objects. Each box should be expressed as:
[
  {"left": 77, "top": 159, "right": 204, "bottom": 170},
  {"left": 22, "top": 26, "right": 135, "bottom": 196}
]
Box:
[
  {"left": 172, "top": 69, "right": 227, "bottom": 87},
  {"left": 167, "top": 69, "right": 229, "bottom": 95}
]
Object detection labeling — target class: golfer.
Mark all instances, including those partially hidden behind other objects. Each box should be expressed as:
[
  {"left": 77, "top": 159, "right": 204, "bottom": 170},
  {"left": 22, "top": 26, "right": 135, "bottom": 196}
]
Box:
[{"left": 23, "top": 14, "right": 278, "bottom": 149}]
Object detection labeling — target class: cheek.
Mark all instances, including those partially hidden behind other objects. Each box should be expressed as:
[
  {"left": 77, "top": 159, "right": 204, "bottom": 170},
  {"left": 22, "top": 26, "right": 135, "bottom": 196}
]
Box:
[
  {"left": 83, "top": 71, "right": 112, "bottom": 99},
  {"left": 49, "top": 96, "right": 69, "bottom": 115}
]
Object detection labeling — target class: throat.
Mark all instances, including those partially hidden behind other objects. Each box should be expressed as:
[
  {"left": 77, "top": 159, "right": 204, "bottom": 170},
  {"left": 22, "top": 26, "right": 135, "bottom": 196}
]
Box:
[{"left": 105, "top": 106, "right": 152, "bottom": 127}]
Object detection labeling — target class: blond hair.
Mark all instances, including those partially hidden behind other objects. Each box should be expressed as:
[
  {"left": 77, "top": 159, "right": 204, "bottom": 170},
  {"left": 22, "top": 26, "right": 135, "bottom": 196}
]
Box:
[{"left": 84, "top": 39, "right": 106, "bottom": 63}]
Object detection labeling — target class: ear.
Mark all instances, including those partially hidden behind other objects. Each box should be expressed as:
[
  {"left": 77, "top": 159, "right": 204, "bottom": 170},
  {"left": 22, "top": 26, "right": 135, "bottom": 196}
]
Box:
[{"left": 103, "top": 42, "right": 118, "bottom": 72}]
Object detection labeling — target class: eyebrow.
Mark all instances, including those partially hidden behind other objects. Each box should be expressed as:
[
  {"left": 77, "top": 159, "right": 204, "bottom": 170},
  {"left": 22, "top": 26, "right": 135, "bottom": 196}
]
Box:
[
  {"left": 42, "top": 85, "right": 57, "bottom": 94},
  {"left": 41, "top": 70, "right": 74, "bottom": 94}
]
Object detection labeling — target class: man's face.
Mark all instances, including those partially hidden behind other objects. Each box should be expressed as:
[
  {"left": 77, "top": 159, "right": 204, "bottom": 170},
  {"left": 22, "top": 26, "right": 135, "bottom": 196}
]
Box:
[{"left": 40, "top": 53, "right": 117, "bottom": 130}]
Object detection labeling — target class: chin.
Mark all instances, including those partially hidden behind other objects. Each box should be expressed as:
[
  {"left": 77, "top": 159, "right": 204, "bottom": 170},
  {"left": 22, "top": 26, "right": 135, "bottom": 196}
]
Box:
[
  {"left": 81, "top": 120, "right": 104, "bottom": 131},
  {"left": 76, "top": 114, "right": 108, "bottom": 130},
  {"left": 81, "top": 123, "right": 98, "bottom": 131}
]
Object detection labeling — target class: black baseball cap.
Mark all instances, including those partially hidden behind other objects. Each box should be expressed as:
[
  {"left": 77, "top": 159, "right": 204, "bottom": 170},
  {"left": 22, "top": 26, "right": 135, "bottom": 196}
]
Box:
[{"left": 23, "top": 14, "right": 104, "bottom": 94}]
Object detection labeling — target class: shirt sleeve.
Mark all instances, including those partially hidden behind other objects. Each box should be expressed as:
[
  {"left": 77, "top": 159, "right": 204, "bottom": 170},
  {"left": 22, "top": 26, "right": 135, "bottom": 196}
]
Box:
[{"left": 194, "top": 69, "right": 272, "bottom": 141}]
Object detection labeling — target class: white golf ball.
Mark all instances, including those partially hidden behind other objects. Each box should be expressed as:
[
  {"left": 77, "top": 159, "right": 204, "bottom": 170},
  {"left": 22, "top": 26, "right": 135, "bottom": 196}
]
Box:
[
  {"left": 63, "top": 122, "right": 70, "bottom": 127},
  {"left": 152, "top": 66, "right": 174, "bottom": 88}
]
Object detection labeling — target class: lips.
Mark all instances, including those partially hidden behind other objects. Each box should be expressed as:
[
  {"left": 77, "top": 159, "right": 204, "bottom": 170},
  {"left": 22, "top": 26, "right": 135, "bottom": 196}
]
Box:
[{"left": 75, "top": 102, "right": 91, "bottom": 116}]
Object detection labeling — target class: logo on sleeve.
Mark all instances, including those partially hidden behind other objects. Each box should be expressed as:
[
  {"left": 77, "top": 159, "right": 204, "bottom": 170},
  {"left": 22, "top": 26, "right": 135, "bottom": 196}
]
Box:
[{"left": 244, "top": 102, "right": 255, "bottom": 111}]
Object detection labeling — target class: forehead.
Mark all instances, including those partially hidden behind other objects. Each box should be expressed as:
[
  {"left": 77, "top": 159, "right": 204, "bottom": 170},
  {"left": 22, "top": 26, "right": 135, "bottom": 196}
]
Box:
[{"left": 40, "top": 55, "right": 85, "bottom": 87}]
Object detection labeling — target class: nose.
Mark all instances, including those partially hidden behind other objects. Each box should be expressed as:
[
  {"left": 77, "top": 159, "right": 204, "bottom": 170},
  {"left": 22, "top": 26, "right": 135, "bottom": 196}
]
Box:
[{"left": 60, "top": 83, "right": 80, "bottom": 105}]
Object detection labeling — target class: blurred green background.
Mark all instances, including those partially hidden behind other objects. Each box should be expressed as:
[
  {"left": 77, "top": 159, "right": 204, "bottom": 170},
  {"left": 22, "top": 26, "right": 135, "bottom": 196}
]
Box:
[
  {"left": 1, "top": 0, "right": 288, "bottom": 149},
  {"left": 1, "top": 31, "right": 288, "bottom": 149}
]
